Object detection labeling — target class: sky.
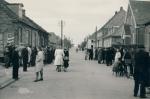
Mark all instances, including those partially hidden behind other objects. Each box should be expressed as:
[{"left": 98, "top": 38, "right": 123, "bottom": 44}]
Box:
[{"left": 6, "top": 0, "right": 130, "bottom": 45}]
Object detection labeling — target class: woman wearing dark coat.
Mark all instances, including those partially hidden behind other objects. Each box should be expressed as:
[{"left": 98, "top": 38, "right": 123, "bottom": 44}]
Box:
[
  {"left": 147, "top": 54, "right": 150, "bottom": 88},
  {"left": 123, "top": 49, "right": 133, "bottom": 76},
  {"left": 12, "top": 47, "right": 19, "bottom": 80},
  {"left": 31, "top": 47, "right": 37, "bottom": 66},
  {"left": 63, "top": 49, "right": 69, "bottom": 72},
  {"left": 22, "top": 47, "right": 28, "bottom": 71},
  {"left": 133, "top": 47, "right": 149, "bottom": 98}
]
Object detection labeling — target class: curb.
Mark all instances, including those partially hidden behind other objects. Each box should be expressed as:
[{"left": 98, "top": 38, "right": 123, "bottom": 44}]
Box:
[{"left": 0, "top": 78, "right": 16, "bottom": 89}]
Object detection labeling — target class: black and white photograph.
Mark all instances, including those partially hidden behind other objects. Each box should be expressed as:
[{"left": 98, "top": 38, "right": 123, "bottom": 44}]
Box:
[{"left": 0, "top": 0, "right": 150, "bottom": 99}]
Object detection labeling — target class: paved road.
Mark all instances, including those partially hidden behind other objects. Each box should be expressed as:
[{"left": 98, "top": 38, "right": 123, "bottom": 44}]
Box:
[{"left": 0, "top": 48, "right": 144, "bottom": 99}]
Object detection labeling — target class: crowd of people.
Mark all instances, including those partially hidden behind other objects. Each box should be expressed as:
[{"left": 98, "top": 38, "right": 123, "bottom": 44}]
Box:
[
  {"left": 3, "top": 43, "right": 70, "bottom": 82},
  {"left": 84, "top": 45, "right": 150, "bottom": 98}
]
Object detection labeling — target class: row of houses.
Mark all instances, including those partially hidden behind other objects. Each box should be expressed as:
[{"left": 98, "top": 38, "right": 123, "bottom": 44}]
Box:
[
  {"left": 0, "top": 0, "right": 61, "bottom": 57},
  {"left": 86, "top": 0, "right": 150, "bottom": 52}
]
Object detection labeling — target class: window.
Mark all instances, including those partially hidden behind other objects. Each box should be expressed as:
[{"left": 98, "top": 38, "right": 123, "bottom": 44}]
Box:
[{"left": 19, "top": 28, "right": 23, "bottom": 42}]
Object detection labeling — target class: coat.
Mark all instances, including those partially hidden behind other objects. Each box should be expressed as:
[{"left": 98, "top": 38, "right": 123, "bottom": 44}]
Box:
[
  {"left": 115, "top": 51, "right": 121, "bottom": 62},
  {"left": 148, "top": 56, "right": 150, "bottom": 86},
  {"left": 63, "top": 50, "right": 69, "bottom": 68},
  {"left": 35, "top": 51, "right": 44, "bottom": 72},
  {"left": 54, "top": 49, "right": 64, "bottom": 66},
  {"left": 22, "top": 48, "right": 28, "bottom": 62},
  {"left": 134, "top": 50, "right": 149, "bottom": 84},
  {"left": 12, "top": 49, "right": 19, "bottom": 68},
  {"left": 27, "top": 47, "right": 32, "bottom": 63}
]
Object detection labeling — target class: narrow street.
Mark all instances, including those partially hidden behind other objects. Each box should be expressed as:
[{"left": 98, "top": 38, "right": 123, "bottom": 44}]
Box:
[{"left": 0, "top": 48, "right": 137, "bottom": 99}]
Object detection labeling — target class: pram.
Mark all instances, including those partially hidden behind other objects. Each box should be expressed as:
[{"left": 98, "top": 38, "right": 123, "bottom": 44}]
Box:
[{"left": 112, "top": 60, "right": 124, "bottom": 76}]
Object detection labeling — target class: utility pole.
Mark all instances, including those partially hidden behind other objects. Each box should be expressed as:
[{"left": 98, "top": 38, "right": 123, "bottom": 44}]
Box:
[
  {"left": 61, "top": 20, "right": 63, "bottom": 49},
  {"left": 95, "top": 26, "right": 98, "bottom": 48}
]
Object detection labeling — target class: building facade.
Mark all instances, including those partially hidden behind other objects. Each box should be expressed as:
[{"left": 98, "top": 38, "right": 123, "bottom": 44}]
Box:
[
  {"left": 0, "top": 0, "right": 49, "bottom": 57},
  {"left": 48, "top": 32, "right": 61, "bottom": 48},
  {"left": 97, "top": 7, "right": 126, "bottom": 48},
  {"left": 125, "top": 0, "right": 150, "bottom": 51}
]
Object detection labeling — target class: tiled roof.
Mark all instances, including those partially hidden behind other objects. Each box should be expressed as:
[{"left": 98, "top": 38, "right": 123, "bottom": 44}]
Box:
[
  {"left": 22, "top": 16, "right": 47, "bottom": 33},
  {"left": 0, "top": 0, "right": 48, "bottom": 33},
  {"left": 0, "top": 1, "right": 18, "bottom": 19},
  {"left": 130, "top": 0, "right": 150, "bottom": 25},
  {"left": 97, "top": 7, "right": 126, "bottom": 39},
  {"left": 101, "top": 7, "right": 126, "bottom": 29}
]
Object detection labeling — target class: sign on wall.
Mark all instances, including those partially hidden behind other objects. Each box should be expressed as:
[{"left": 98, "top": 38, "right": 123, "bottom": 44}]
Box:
[
  {"left": 0, "top": 33, "right": 4, "bottom": 57},
  {"left": 7, "top": 33, "right": 14, "bottom": 43}
]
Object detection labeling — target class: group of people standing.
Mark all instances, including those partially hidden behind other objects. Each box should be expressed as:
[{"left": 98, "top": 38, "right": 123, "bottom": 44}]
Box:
[
  {"left": 85, "top": 46, "right": 150, "bottom": 98},
  {"left": 3, "top": 43, "right": 69, "bottom": 82},
  {"left": 54, "top": 47, "right": 69, "bottom": 72}
]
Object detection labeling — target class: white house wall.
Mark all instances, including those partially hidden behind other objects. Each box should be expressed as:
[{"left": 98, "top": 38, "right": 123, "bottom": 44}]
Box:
[{"left": 104, "top": 38, "right": 112, "bottom": 48}]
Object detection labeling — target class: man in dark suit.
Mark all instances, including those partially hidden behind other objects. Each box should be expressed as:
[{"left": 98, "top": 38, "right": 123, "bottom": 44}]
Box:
[
  {"left": 22, "top": 46, "right": 28, "bottom": 72},
  {"left": 12, "top": 46, "right": 19, "bottom": 80},
  {"left": 134, "top": 46, "right": 149, "bottom": 98}
]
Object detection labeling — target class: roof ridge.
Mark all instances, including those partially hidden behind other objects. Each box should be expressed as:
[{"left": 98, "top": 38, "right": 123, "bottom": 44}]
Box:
[
  {"left": 0, "top": 0, "right": 48, "bottom": 33},
  {"left": 0, "top": 1, "right": 19, "bottom": 20},
  {"left": 98, "top": 8, "right": 126, "bottom": 32},
  {"left": 24, "top": 16, "right": 47, "bottom": 33}
]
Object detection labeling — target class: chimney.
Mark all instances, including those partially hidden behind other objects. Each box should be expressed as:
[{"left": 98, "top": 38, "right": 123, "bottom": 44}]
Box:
[
  {"left": 115, "top": 11, "right": 118, "bottom": 15},
  {"left": 7, "top": 3, "right": 24, "bottom": 18},
  {"left": 22, "top": 9, "right": 25, "bottom": 16},
  {"left": 120, "top": 6, "right": 123, "bottom": 11}
]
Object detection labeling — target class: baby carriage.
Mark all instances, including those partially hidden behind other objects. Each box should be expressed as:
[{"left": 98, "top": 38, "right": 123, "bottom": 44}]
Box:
[{"left": 112, "top": 60, "right": 124, "bottom": 76}]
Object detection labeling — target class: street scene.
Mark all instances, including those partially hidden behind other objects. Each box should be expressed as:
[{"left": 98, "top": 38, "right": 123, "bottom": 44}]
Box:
[
  {"left": 0, "top": 0, "right": 150, "bottom": 99},
  {"left": 0, "top": 48, "right": 144, "bottom": 99}
]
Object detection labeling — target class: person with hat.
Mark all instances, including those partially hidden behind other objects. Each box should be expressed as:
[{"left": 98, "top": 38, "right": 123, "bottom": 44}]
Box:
[
  {"left": 63, "top": 48, "right": 69, "bottom": 72},
  {"left": 12, "top": 46, "right": 20, "bottom": 80},
  {"left": 133, "top": 45, "right": 149, "bottom": 98}
]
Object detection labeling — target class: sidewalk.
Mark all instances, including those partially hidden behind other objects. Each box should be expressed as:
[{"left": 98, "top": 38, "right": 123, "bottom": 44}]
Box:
[{"left": 0, "top": 66, "right": 15, "bottom": 89}]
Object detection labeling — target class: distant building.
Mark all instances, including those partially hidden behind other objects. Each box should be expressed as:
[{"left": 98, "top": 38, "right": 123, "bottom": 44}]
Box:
[
  {"left": 0, "top": 0, "right": 49, "bottom": 57},
  {"left": 125, "top": 0, "right": 150, "bottom": 51},
  {"left": 48, "top": 32, "right": 61, "bottom": 47},
  {"left": 86, "top": 34, "right": 95, "bottom": 49}
]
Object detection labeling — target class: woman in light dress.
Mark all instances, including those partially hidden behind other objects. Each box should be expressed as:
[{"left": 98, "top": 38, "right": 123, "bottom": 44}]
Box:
[
  {"left": 34, "top": 47, "right": 44, "bottom": 82},
  {"left": 54, "top": 47, "right": 64, "bottom": 72},
  {"left": 114, "top": 49, "right": 121, "bottom": 62}
]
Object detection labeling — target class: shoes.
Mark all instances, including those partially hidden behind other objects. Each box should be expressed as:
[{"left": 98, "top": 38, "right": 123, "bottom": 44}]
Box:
[
  {"left": 14, "top": 78, "right": 19, "bottom": 80},
  {"left": 140, "top": 96, "right": 147, "bottom": 98},
  {"left": 39, "top": 78, "right": 43, "bottom": 81},
  {"left": 33, "top": 80, "right": 39, "bottom": 82},
  {"left": 34, "top": 78, "right": 43, "bottom": 82},
  {"left": 133, "top": 94, "right": 137, "bottom": 97}
]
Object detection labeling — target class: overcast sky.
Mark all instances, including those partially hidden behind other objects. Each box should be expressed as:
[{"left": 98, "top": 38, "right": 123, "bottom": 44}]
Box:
[{"left": 6, "top": 0, "right": 130, "bottom": 44}]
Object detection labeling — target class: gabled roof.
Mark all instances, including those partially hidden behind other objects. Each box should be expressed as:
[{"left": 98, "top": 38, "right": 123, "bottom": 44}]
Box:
[
  {"left": 22, "top": 16, "right": 47, "bottom": 33},
  {"left": 0, "top": 0, "right": 18, "bottom": 20},
  {"left": 98, "top": 7, "right": 126, "bottom": 32},
  {"left": 124, "top": 24, "right": 131, "bottom": 35},
  {"left": 130, "top": 0, "right": 150, "bottom": 25},
  {"left": 0, "top": 0, "right": 48, "bottom": 33}
]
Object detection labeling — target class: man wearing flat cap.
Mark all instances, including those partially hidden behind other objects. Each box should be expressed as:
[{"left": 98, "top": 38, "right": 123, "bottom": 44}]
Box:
[{"left": 133, "top": 45, "right": 149, "bottom": 98}]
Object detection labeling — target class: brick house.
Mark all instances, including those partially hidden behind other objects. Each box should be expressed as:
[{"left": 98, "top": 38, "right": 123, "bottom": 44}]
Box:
[
  {"left": 0, "top": 0, "right": 49, "bottom": 57},
  {"left": 97, "top": 7, "right": 126, "bottom": 48},
  {"left": 125, "top": 0, "right": 150, "bottom": 51}
]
